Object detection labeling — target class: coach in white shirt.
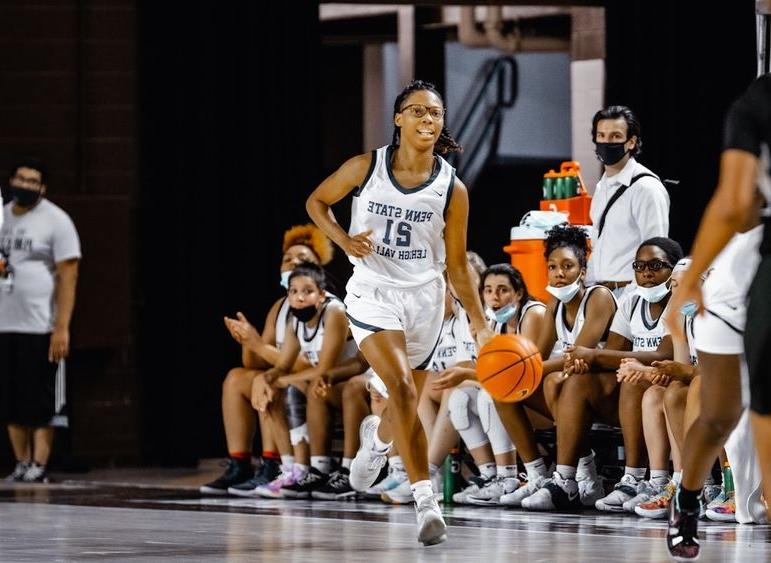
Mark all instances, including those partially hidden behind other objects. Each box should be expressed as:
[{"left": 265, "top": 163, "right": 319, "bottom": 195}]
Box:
[{"left": 586, "top": 106, "right": 670, "bottom": 297}]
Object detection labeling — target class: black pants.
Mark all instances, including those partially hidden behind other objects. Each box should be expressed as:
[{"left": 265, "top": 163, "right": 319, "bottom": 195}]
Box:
[{"left": 747, "top": 255, "right": 771, "bottom": 415}]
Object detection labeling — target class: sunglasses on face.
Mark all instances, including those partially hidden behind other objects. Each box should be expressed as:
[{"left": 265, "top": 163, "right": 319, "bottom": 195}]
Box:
[{"left": 632, "top": 259, "right": 674, "bottom": 272}]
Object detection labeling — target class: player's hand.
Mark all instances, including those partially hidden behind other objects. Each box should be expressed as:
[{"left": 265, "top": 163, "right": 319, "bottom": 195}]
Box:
[
  {"left": 474, "top": 326, "right": 495, "bottom": 350},
  {"left": 563, "top": 346, "right": 594, "bottom": 376},
  {"left": 0, "top": 258, "right": 6, "bottom": 277},
  {"left": 616, "top": 358, "right": 653, "bottom": 384},
  {"left": 666, "top": 278, "right": 703, "bottom": 342},
  {"left": 651, "top": 360, "right": 695, "bottom": 382},
  {"left": 251, "top": 375, "right": 274, "bottom": 412},
  {"left": 344, "top": 230, "right": 374, "bottom": 258},
  {"left": 311, "top": 375, "right": 331, "bottom": 399},
  {"left": 432, "top": 366, "right": 475, "bottom": 390},
  {"left": 49, "top": 325, "right": 70, "bottom": 362},
  {"left": 224, "top": 312, "right": 262, "bottom": 351},
  {"left": 273, "top": 376, "right": 291, "bottom": 389}
]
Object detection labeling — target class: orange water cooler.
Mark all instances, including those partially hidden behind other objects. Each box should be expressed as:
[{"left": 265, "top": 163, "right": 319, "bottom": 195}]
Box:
[{"left": 504, "top": 161, "right": 593, "bottom": 303}]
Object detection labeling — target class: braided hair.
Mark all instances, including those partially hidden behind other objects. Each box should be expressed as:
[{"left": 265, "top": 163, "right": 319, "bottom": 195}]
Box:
[
  {"left": 391, "top": 80, "right": 462, "bottom": 156},
  {"left": 544, "top": 224, "right": 591, "bottom": 268}
]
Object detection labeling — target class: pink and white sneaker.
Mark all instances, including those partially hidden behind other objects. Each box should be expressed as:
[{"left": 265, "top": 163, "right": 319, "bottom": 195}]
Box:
[{"left": 257, "top": 466, "right": 297, "bottom": 499}]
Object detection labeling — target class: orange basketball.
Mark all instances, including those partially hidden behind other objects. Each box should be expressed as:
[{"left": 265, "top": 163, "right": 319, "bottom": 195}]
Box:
[{"left": 477, "top": 334, "right": 543, "bottom": 402}]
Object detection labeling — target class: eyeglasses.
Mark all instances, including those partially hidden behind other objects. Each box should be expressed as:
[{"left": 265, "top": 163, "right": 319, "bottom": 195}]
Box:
[
  {"left": 400, "top": 104, "right": 445, "bottom": 120},
  {"left": 632, "top": 259, "right": 674, "bottom": 272},
  {"left": 10, "top": 174, "right": 42, "bottom": 188}
]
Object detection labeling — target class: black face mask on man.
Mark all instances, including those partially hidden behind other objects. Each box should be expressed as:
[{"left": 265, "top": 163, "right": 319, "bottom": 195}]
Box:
[
  {"left": 594, "top": 141, "right": 629, "bottom": 166},
  {"left": 9, "top": 186, "right": 42, "bottom": 208},
  {"left": 290, "top": 305, "right": 317, "bottom": 323}
]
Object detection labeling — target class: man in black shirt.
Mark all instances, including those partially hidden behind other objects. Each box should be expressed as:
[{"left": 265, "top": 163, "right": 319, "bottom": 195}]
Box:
[{"left": 667, "top": 73, "right": 771, "bottom": 560}]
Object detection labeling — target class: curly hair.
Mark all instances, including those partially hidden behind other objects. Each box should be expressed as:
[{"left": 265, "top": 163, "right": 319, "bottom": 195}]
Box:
[
  {"left": 391, "top": 79, "right": 462, "bottom": 156},
  {"left": 282, "top": 224, "right": 334, "bottom": 265},
  {"left": 544, "top": 224, "right": 591, "bottom": 268}
]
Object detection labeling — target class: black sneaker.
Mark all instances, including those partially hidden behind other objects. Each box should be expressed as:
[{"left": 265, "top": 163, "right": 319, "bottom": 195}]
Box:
[
  {"left": 279, "top": 466, "right": 327, "bottom": 499},
  {"left": 312, "top": 467, "right": 356, "bottom": 500},
  {"left": 667, "top": 490, "right": 701, "bottom": 561},
  {"left": 228, "top": 458, "right": 281, "bottom": 497},
  {"left": 199, "top": 458, "right": 254, "bottom": 495}
]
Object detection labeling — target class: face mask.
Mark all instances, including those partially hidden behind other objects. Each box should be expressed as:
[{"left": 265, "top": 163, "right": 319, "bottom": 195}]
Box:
[
  {"left": 9, "top": 187, "right": 42, "bottom": 208},
  {"left": 594, "top": 142, "right": 628, "bottom": 166},
  {"left": 680, "top": 301, "right": 698, "bottom": 318},
  {"left": 279, "top": 271, "right": 292, "bottom": 289},
  {"left": 485, "top": 303, "right": 518, "bottom": 323},
  {"left": 290, "top": 304, "right": 317, "bottom": 323},
  {"left": 546, "top": 278, "right": 582, "bottom": 303},
  {"left": 635, "top": 279, "right": 671, "bottom": 303}
]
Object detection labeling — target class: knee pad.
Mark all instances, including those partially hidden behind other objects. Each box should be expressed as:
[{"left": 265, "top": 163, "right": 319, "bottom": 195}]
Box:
[
  {"left": 285, "top": 385, "right": 307, "bottom": 429},
  {"left": 289, "top": 422, "right": 309, "bottom": 446},
  {"left": 477, "top": 390, "right": 515, "bottom": 455},
  {"left": 448, "top": 386, "right": 480, "bottom": 431}
]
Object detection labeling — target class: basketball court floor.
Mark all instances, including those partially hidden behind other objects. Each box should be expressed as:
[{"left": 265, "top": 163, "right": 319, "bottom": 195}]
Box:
[{"left": 2, "top": 466, "right": 770, "bottom": 562}]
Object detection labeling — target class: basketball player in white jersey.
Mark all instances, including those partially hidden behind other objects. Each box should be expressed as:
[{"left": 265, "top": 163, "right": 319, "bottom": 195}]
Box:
[
  {"left": 306, "top": 80, "right": 492, "bottom": 546},
  {"left": 494, "top": 225, "right": 616, "bottom": 507},
  {"left": 523, "top": 237, "right": 682, "bottom": 511},
  {"left": 200, "top": 224, "right": 332, "bottom": 495}
]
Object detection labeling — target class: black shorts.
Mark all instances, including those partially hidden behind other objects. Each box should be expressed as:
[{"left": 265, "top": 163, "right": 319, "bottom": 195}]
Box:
[
  {"left": 746, "top": 255, "right": 771, "bottom": 415},
  {"left": 0, "top": 332, "right": 60, "bottom": 426}
]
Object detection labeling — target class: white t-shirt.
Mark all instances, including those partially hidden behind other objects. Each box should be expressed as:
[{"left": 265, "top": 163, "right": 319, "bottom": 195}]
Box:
[
  {"left": 429, "top": 302, "right": 476, "bottom": 371},
  {"left": 0, "top": 200, "right": 81, "bottom": 333},
  {"left": 610, "top": 294, "right": 670, "bottom": 352},
  {"left": 348, "top": 145, "right": 455, "bottom": 288},
  {"left": 587, "top": 158, "right": 670, "bottom": 283}
]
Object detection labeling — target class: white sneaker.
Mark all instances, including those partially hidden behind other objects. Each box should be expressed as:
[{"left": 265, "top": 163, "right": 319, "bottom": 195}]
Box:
[
  {"left": 364, "top": 465, "right": 408, "bottom": 498},
  {"left": 622, "top": 480, "right": 663, "bottom": 512},
  {"left": 521, "top": 472, "right": 581, "bottom": 511},
  {"left": 349, "top": 415, "right": 389, "bottom": 491},
  {"left": 4, "top": 461, "right": 29, "bottom": 482},
  {"left": 382, "top": 478, "right": 414, "bottom": 504},
  {"left": 22, "top": 462, "right": 49, "bottom": 483},
  {"left": 415, "top": 495, "right": 447, "bottom": 546},
  {"left": 577, "top": 474, "right": 605, "bottom": 507},
  {"left": 499, "top": 473, "right": 548, "bottom": 507},
  {"left": 452, "top": 475, "right": 490, "bottom": 504},
  {"left": 595, "top": 473, "right": 641, "bottom": 512},
  {"left": 466, "top": 476, "right": 521, "bottom": 506}
]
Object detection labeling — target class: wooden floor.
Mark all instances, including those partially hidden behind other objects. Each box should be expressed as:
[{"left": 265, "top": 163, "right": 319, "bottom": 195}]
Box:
[{"left": 1, "top": 469, "right": 770, "bottom": 562}]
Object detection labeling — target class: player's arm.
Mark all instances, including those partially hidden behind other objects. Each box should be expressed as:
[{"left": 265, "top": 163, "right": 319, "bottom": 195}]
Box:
[
  {"left": 263, "top": 320, "right": 301, "bottom": 385},
  {"left": 592, "top": 334, "right": 673, "bottom": 370},
  {"left": 535, "top": 300, "right": 563, "bottom": 375},
  {"left": 445, "top": 178, "right": 492, "bottom": 347},
  {"left": 323, "top": 352, "right": 369, "bottom": 386},
  {"left": 275, "top": 303, "right": 349, "bottom": 387},
  {"left": 306, "top": 153, "right": 374, "bottom": 257},
  {"left": 573, "top": 288, "right": 618, "bottom": 350},
  {"left": 241, "top": 298, "right": 282, "bottom": 370}
]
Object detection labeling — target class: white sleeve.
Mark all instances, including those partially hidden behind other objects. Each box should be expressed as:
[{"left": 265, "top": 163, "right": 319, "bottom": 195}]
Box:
[
  {"left": 632, "top": 182, "right": 670, "bottom": 240},
  {"left": 454, "top": 310, "right": 476, "bottom": 363},
  {"left": 52, "top": 210, "right": 81, "bottom": 263},
  {"left": 609, "top": 297, "right": 633, "bottom": 341}
]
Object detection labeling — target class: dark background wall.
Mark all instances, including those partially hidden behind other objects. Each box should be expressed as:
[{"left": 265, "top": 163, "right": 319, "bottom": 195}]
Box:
[{"left": 0, "top": 0, "right": 760, "bottom": 468}]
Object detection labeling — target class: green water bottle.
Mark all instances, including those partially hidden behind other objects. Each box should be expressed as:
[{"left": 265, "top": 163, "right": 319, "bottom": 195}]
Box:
[
  {"left": 543, "top": 177, "right": 554, "bottom": 200},
  {"left": 722, "top": 462, "right": 735, "bottom": 496},
  {"left": 565, "top": 176, "right": 578, "bottom": 198},
  {"left": 553, "top": 177, "right": 566, "bottom": 199},
  {"left": 443, "top": 447, "right": 461, "bottom": 504}
]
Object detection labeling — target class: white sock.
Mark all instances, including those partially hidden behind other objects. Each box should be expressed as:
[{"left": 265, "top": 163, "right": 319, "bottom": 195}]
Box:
[
  {"left": 281, "top": 455, "right": 294, "bottom": 469},
  {"left": 310, "top": 456, "right": 333, "bottom": 475},
  {"left": 497, "top": 464, "right": 518, "bottom": 478},
  {"left": 293, "top": 463, "right": 309, "bottom": 478},
  {"left": 650, "top": 469, "right": 670, "bottom": 486},
  {"left": 576, "top": 451, "right": 597, "bottom": 479},
  {"left": 625, "top": 466, "right": 646, "bottom": 480},
  {"left": 673, "top": 471, "right": 682, "bottom": 485},
  {"left": 411, "top": 479, "right": 434, "bottom": 502},
  {"left": 428, "top": 463, "right": 441, "bottom": 477},
  {"left": 524, "top": 458, "right": 548, "bottom": 479},
  {"left": 373, "top": 426, "right": 392, "bottom": 453},
  {"left": 479, "top": 462, "right": 497, "bottom": 479},
  {"left": 389, "top": 456, "right": 404, "bottom": 472},
  {"left": 556, "top": 465, "right": 577, "bottom": 480},
  {"left": 341, "top": 458, "right": 353, "bottom": 470}
]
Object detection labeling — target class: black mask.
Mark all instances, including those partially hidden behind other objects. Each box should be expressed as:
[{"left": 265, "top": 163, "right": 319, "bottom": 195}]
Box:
[
  {"left": 290, "top": 305, "right": 317, "bottom": 323},
  {"left": 594, "top": 142, "right": 629, "bottom": 166},
  {"left": 9, "top": 187, "right": 42, "bottom": 208}
]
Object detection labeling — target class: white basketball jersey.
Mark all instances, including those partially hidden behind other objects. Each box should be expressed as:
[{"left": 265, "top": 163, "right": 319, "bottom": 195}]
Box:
[
  {"left": 610, "top": 295, "right": 670, "bottom": 352},
  {"left": 274, "top": 297, "right": 291, "bottom": 348},
  {"left": 491, "top": 299, "right": 546, "bottom": 336},
  {"left": 684, "top": 315, "right": 697, "bottom": 366},
  {"left": 293, "top": 297, "right": 358, "bottom": 366},
  {"left": 551, "top": 286, "right": 614, "bottom": 358},
  {"left": 349, "top": 145, "right": 456, "bottom": 288},
  {"left": 430, "top": 304, "right": 476, "bottom": 371}
]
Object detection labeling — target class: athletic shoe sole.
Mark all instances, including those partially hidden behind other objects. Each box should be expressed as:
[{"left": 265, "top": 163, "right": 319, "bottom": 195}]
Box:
[
  {"left": 312, "top": 490, "right": 357, "bottom": 501},
  {"left": 418, "top": 516, "right": 448, "bottom": 546},
  {"left": 199, "top": 486, "right": 230, "bottom": 495}
]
